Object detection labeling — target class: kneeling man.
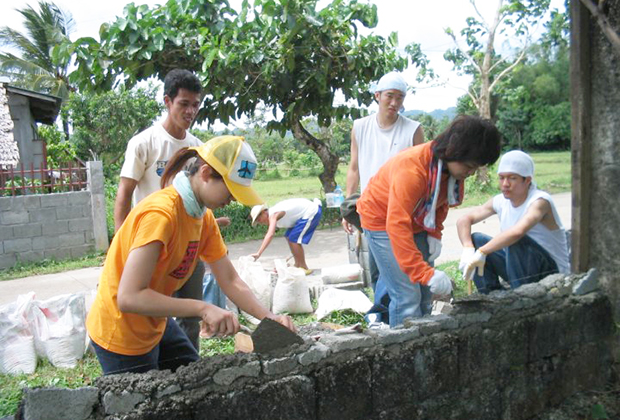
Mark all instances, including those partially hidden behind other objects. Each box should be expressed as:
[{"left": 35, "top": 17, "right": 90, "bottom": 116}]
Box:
[{"left": 457, "top": 150, "right": 569, "bottom": 294}]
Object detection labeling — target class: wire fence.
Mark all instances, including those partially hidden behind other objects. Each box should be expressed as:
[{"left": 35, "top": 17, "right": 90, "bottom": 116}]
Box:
[{"left": 0, "top": 162, "right": 88, "bottom": 197}]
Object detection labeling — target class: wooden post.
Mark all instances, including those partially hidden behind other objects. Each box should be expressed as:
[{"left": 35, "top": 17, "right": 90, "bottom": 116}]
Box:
[{"left": 570, "top": 0, "right": 593, "bottom": 273}]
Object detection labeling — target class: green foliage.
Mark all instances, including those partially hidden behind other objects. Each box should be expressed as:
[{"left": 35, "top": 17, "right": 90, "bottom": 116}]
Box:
[
  {"left": 199, "top": 337, "right": 236, "bottom": 358},
  {"left": 444, "top": 0, "right": 552, "bottom": 118},
  {"left": 63, "top": 0, "right": 431, "bottom": 193},
  {"left": 63, "top": 85, "right": 163, "bottom": 170},
  {"left": 495, "top": 9, "right": 570, "bottom": 151},
  {"left": 104, "top": 177, "right": 119, "bottom": 241},
  {"left": 0, "top": 1, "right": 75, "bottom": 100},
  {"left": 321, "top": 309, "right": 366, "bottom": 326},
  {"left": 38, "top": 124, "right": 77, "bottom": 167}
]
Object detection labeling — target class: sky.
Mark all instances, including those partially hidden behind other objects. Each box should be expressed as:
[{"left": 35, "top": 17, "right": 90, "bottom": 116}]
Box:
[{"left": 0, "top": 0, "right": 565, "bottom": 127}]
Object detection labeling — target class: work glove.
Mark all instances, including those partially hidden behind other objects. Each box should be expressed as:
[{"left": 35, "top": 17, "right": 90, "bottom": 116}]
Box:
[
  {"left": 464, "top": 250, "right": 487, "bottom": 280},
  {"left": 427, "top": 236, "right": 442, "bottom": 263},
  {"left": 458, "top": 247, "right": 476, "bottom": 274},
  {"left": 428, "top": 269, "right": 453, "bottom": 295}
]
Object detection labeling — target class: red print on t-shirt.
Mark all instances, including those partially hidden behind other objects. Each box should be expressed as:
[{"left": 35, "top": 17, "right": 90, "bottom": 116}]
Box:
[{"left": 169, "top": 241, "right": 199, "bottom": 279}]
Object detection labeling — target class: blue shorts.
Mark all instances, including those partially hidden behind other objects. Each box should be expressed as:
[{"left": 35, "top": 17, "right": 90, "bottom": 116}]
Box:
[{"left": 285, "top": 205, "right": 322, "bottom": 245}]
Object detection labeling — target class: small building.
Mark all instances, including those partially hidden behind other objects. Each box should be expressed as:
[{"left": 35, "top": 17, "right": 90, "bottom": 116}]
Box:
[{"left": 0, "top": 82, "right": 62, "bottom": 170}]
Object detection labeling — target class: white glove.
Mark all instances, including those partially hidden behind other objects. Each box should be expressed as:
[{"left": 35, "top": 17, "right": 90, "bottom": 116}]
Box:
[
  {"left": 427, "top": 236, "right": 442, "bottom": 263},
  {"left": 459, "top": 247, "right": 476, "bottom": 274},
  {"left": 464, "top": 250, "right": 487, "bottom": 280},
  {"left": 428, "top": 269, "right": 453, "bottom": 295}
]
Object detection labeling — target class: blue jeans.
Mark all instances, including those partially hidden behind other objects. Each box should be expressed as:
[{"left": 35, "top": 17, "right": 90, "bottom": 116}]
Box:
[
  {"left": 174, "top": 261, "right": 205, "bottom": 351},
  {"left": 364, "top": 229, "right": 433, "bottom": 327},
  {"left": 471, "top": 232, "right": 559, "bottom": 294},
  {"left": 91, "top": 318, "right": 199, "bottom": 375},
  {"left": 364, "top": 237, "right": 391, "bottom": 324},
  {"left": 203, "top": 272, "right": 227, "bottom": 309}
]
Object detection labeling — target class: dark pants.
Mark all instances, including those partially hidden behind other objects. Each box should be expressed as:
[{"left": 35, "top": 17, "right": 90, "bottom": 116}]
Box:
[
  {"left": 174, "top": 261, "right": 205, "bottom": 350},
  {"left": 91, "top": 318, "right": 199, "bottom": 375},
  {"left": 471, "top": 232, "right": 559, "bottom": 294}
]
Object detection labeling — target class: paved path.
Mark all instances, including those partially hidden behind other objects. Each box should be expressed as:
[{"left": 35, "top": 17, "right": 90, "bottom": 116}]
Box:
[{"left": 0, "top": 193, "right": 571, "bottom": 306}]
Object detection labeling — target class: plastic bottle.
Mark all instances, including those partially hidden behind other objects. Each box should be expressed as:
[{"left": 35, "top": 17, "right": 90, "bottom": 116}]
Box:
[{"left": 334, "top": 185, "right": 344, "bottom": 206}]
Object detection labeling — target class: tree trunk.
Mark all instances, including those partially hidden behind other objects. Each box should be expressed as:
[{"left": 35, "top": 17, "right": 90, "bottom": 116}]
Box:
[
  {"left": 290, "top": 118, "right": 339, "bottom": 194},
  {"left": 62, "top": 117, "right": 70, "bottom": 141}
]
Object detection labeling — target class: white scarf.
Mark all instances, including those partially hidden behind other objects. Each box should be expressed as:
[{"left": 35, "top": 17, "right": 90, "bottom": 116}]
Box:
[{"left": 172, "top": 172, "right": 206, "bottom": 219}]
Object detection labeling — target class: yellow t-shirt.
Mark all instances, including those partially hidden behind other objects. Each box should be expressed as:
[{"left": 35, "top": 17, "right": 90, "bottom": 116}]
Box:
[{"left": 86, "top": 185, "right": 227, "bottom": 355}]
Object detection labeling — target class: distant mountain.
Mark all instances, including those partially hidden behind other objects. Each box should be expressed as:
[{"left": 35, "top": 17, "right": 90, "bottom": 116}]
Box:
[{"left": 403, "top": 107, "right": 457, "bottom": 121}]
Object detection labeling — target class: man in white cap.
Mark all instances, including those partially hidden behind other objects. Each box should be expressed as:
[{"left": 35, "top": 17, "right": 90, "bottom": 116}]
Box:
[
  {"left": 343, "top": 71, "right": 425, "bottom": 325},
  {"left": 250, "top": 198, "right": 323, "bottom": 274},
  {"left": 456, "top": 150, "right": 570, "bottom": 294}
]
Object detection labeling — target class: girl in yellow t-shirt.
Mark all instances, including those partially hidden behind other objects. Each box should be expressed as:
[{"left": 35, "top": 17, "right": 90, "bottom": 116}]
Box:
[{"left": 87, "top": 136, "right": 295, "bottom": 375}]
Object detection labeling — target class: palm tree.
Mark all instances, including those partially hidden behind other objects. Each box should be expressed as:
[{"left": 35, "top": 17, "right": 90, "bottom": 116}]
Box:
[{"left": 0, "top": 1, "right": 75, "bottom": 137}]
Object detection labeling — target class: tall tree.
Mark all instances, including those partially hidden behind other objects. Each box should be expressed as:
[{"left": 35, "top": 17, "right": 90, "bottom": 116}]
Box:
[
  {"left": 0, "top": 1, "right": 76, "bottom": 137},
  {"left": 65, "top": 0, "right": 431, "bottom": 193},
  {"left": 444, "top": 0, "right": 551, "bottom": 119}
]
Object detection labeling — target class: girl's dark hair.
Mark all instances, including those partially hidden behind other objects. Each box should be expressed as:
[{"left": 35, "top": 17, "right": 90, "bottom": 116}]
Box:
[
  {"left": 160, "top": 148, "right": 222, "bottom": 189},
  {"left": 432, "top": 115, "right": 501, "bottom": 166}
]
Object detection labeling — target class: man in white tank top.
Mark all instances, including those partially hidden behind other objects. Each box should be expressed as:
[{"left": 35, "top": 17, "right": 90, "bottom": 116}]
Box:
[
  {"left": 343, "top": 72, "right": 424, "bottom": 325},
  {"left": 456, "top": 151, "right": 570, "bottom": 294}
]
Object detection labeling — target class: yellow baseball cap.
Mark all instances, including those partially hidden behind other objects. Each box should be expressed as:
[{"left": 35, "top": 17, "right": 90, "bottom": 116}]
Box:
[{"left": 189, "top": 136, "right": 264, "bottom": 207}]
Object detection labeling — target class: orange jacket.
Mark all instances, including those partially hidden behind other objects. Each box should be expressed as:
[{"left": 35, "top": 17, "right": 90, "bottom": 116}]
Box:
[{"left": 357, "top": 141, "right": 451, "bottom": 285}]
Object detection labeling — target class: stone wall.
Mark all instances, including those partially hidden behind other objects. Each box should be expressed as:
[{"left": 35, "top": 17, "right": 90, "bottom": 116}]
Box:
[
  {"left": 15, "top": 271, "right": 614, "bottom": 420},
  {"left": 0, "top": 161, "right": 108, "bottom": 269}
]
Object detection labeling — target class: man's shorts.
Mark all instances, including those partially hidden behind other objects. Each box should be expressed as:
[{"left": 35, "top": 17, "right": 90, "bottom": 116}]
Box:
[{"left": 285, "top": 203, "right": 322, "bottom": 245}]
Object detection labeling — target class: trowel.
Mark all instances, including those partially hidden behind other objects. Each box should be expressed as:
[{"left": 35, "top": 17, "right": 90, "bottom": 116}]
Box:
[{"left": 234, "top": 318, "right": 304, "bottom": 354}]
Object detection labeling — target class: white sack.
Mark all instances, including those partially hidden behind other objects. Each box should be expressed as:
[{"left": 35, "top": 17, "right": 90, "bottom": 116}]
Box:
[
  {"left": 272, "top": 259, "right": 313, "bottom": 314},
  {"left": 314, "top": 288, "right": 372, "bottom": 320},
  {"left": 0, "top": 292, "right": 37, "bottom": 375},
  {"left": 29, "top": 293, "right": 87, "bottom": 369},
  {"left": 321, "top": 264, "right": 362, "bottom": 284},
  {"left": 237, "top": 256, "right": 274, "bottom": 324}
]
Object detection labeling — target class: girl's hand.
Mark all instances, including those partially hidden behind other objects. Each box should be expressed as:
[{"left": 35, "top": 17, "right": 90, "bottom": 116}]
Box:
[
  {"left": 200, "top": 305, "right": 240, "bottom": 337},
  {"left": 268, "top": 314, "right": 297, "bottom": 333}
]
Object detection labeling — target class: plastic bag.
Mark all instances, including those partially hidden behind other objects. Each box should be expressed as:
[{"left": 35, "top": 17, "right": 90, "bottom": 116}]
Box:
[
  {"left": 29, "top": 293, "right": 87, "bottom": 369},
  {"left": 237, "top": 256, "right": 274, "bottom": 323},
  {"left": 0, "top": 292, "right": 37, "bottom": 375},
  {"left": 272, "top": 259, "right": 313, "bottom": 314},
  {"left": 314, "top": 288, "right": 372, "bottom": 320},
  {"left": 321, "top": 263, "right": 362, "bottom": 285}
]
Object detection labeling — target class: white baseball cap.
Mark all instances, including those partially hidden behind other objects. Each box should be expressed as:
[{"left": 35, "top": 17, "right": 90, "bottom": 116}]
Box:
[{"left": 250, "top": 204, "right": 268, "bottom": 226}]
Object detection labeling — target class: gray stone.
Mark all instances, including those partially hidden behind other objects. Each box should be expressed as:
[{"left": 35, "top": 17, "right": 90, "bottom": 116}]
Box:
[
  {"left": 318, "top": 332, "right": 374, "bottom": 352},
  {"left": 1, "top": 210, "right": 29, "bottom": 224},
  {"left": 404, "top": 315, "right": 458, "bottom": 334},
  {"left": 28, "top": 208, "right": 56, "bottom": 223},
  {"left": 41, "top": 220, "right": 69, "bottom": 236},
  {"left": 40, "top": 194, "right": 68, "bottom": 208},
  {"left": 573, "top": 268, "right": 599, "bottom": 295},
  {"left": 56, "top": 205, "right": 86, "bottom": 220},
  {"left": 155, "top": 384, "right": 181, "bottom": 399},
  {"left": 68, "top": 217, "right": 93, "bottom": 232},
  {"left": 17, "top": 251, "right": 45, "bottom": 263},
  {"left": 103, "top": 389, "right": 146, "bottom": 415},
  {"left": 372, "top": 326, "right": 421, "bottom": 345},
  {"left": 213, "top": 361, "right": 261, "bottom": 386},
  {"left": 67, "top": 192, "right": 90, "bottom": 205},
  {"left": 0, "top": 253, "right": 16, "bottom": 269},
  {"left": 539, "top": 273, "right": 566, "bottom": 289},
  {"left": 12, "top": 223, "right": 41, "bottom": 238},
  {"left": 4, "top": 238, "right": 31, "bottom": 253},
  {"left": 298, "top": 342, "right": 330, "bottom": 366},
  {"left": 23, "top": 387, "right": 98, "bottom": 420},
  {"left": 514, "top": 283, "right": 548, "bottom": 299},
  {"left": 263, "top": 356, "right": 298, "bottom": 375},
  {"left": 455, "top": 311, "right": 493, "bottom": 327}
]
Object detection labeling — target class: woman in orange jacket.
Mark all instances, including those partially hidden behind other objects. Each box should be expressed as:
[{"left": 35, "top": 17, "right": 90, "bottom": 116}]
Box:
[{"left": 357, "top": 116, "right": 501, "bottom": 327}]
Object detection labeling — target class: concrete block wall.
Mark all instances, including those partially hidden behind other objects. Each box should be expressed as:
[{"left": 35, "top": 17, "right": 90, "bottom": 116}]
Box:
[
  {"left": 13, "top": 271, "right": 615, "bottom": 420},
  {"left": 0, "top": 161, "right": 108, "bottom": 269}
]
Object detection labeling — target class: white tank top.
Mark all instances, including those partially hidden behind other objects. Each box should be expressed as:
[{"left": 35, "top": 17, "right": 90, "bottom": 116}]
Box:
[
  {"left": 354, "top": 114, "right": 420, "bottom": 191},
  {"left": 269, "top": 198, "right": 321, "bottom": 228},
  {"left": 492, "top": 189, "right": 570, "bottom": 274}
]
